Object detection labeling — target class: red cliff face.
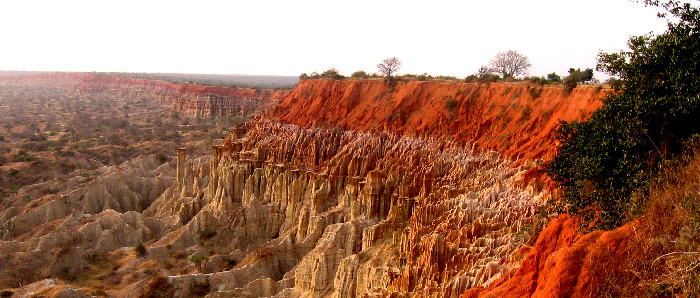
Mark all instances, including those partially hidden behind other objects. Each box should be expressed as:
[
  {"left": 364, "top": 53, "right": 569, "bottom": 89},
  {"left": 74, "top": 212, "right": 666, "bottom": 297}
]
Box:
[
  {"left": 268, "top": 79, "right": 605, "bottom": 162},
  {"left": 461, "top": 214, "right": 638, "bottom": 298}
]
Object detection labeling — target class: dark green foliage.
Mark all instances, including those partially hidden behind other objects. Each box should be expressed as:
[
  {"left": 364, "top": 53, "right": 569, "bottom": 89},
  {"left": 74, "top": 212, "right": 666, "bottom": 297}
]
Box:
[
  {"left": 547, "top": 0, "right": 700, "bottom": 229},
  {"left": 547, "top": 72, "right": 562, "bottom": 82},
  {"left": 563, "top": 68, "right": 596, "bottom": 95},
  {"left": 464, "top": 75, "right": 479, "bottom": 83},
  {"left": 528, "top": 86, "right": 543, "bottom": 99},
  {"left": 562, "top": 70, "right": 580, "bottom": 95},
  {"left": 351, "top": 70, "right": 369, "bottom": 79},
  {"left": 134, "top": 243, "right": 146, "bottom": 256},
  {"left": 197, "top": 230, "right": 217, "bottom": 240},
  {"left": 299, "top": 73, "right": 309, "bottom": 80},
  {"left": 321, "top": 68, "right": 345, "bottom": 80}
]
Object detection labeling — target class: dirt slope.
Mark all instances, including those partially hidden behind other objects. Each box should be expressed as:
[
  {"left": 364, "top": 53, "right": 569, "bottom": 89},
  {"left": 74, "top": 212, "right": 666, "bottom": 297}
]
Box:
[{"left": 461, "top": 214, "right": 638, "bottom": 298}]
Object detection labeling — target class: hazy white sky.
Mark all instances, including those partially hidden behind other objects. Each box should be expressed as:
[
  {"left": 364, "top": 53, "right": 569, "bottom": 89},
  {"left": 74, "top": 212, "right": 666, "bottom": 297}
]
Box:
[{"left": 0, "top": 0, "right": 672, "bottom": 78}]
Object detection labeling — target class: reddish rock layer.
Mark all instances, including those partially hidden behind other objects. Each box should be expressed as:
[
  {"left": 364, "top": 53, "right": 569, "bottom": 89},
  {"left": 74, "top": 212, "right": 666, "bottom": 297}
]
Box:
[
  {"left": 461, "top": 214, "right": 638, "bottom": 298},
  {"left": 268, "top": 80, "right": 605, "bottom": 161}
]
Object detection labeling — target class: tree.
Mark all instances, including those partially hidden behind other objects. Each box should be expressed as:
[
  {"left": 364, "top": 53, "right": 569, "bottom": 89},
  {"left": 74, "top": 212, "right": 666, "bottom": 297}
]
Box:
[
  {"left": 190, "top": 254, "right": 209, "bottom": 272},
  {"left": 487, "top": 50, "right": 532, "bottom": 78},
  {"left": 473, "top": 65, "right": 500, "bottom": 82},
  {"left": 547, "top": 0, "right": 700, "bottom": 229},
  {"left": 377, "top": 57, "right": 402, "bottom": 81},
  {"left": 580, "top": 68, "right": 594, "bottom": 83},
  {"left": 476, "top": 65, "right": 493, "bottom": 79},
  {"left": 547, "top": 72, "right": 562, "bottom": 82},
  {"left": 563, "top": 68, "right": 582, "bottom": 94}
]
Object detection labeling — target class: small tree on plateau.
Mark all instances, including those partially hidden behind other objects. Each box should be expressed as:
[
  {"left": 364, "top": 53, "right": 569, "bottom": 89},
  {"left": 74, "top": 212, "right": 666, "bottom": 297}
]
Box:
[
  {"left": 488, "top": 50, "right": 532, "bottom": 78},
  {"left": 377, "top": 57, "right": 402, "bottom": 82}
]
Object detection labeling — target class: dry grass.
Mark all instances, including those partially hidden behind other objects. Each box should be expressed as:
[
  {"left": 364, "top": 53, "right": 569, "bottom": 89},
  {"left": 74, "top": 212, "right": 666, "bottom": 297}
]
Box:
[{"left": 594, "top": 152, "right": 700, "bottom": 297}]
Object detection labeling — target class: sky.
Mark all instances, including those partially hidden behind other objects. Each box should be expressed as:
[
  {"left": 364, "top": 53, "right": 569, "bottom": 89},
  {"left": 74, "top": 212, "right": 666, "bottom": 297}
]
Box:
[{"left": 0, "top": 0, "right": 674, "bottom": 79}]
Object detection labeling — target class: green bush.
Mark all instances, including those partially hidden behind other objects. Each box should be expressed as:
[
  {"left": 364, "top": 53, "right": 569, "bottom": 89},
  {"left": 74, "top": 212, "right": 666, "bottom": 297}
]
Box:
[
  {"left": 351, "top": 70, "right": 369, "bottom": 79},
  {"left": 547, "top": 72, "right": 562, "bottom": 83},
  {"left": 197, "top": 230, "right": 217, "bottom": 240},
  {"left": 134, "top": 243, "right": 146, "bottom": 256},
  {"left": 547, "top": 1, "right": 700, "bottom": 229},
  {"left": 321, "top": 68, "right": 345, "bottom": 80}
]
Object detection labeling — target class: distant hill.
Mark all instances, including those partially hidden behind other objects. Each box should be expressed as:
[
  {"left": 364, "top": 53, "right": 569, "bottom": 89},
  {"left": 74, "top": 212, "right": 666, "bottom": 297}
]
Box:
[
  {"left": 0, "top": 71, "right": 299, "bottom": 90},
  {"left": 96, "top": 72, "right": 299, "bottom": 90}
]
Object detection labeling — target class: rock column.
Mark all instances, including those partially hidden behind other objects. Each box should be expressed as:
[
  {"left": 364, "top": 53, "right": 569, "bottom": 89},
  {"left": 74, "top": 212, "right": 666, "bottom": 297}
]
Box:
[{"left": 177, "top": 148, "right": 186, "bottom": 186}]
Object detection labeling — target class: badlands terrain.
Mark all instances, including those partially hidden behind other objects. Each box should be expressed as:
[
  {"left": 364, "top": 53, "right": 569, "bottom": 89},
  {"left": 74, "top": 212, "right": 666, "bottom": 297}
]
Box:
[{"left": 0, "top": 73, "right": 617, "bottom": 297}]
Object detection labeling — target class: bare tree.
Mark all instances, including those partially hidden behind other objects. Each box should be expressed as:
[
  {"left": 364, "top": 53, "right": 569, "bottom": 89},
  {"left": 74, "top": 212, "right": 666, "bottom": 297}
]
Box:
[
  {"left": 377, "top": 57, "right": 402, "bottom": 81},
  {"left": 488, "top": 50, "right": 532, "bottom": 78}
]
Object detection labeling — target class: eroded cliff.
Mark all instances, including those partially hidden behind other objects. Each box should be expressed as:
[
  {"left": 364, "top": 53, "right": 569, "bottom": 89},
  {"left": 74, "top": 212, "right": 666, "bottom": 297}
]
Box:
[
  {"left": 0, "top": 78, "right": 611, "bottom": 297},
  {"left": 270, "top": 80, "right": 605, "bottom": 161},
  {"left": 141, "top": 120, "right": 548, "bottom": 296}
]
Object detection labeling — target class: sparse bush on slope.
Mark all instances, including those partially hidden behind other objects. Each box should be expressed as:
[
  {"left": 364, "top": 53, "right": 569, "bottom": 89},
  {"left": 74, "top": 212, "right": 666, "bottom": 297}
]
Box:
[
  {"left": 547, "top": 0, "right": 700, "bottom": 229},
  {"left": 594, "top": 151, "right": 700, "bottom": 296}
]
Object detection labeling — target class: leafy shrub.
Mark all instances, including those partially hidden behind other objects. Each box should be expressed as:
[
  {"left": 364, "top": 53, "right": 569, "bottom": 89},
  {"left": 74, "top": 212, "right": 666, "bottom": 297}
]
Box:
[
  {"left": 562, "top": 69, "right": 580, "bottom": 96},
  {"left": 134, "top": 243, "right": 146, "bottom": 256},
  {"left": 528, "top": 86, "right": 543, "bottom": 99},
  {"left": 139, "top": 275, "right": 174, "bottom": 298},
  {"left": 197, "top": 230, "right": 216, "bottom": 241},
  {"left": 547, "top": 72, "right": 562, "bottom": 82},
  {"left": 547, "top": 1, "right": 700, "bottom": 229},
  {"left": 417, "top": 73, "right": 432, "bottom": 81},
  {"left": 321, "top": 68, "right": 345, "bottom": 80},
  {"left": 524, "top": 76, "right": 548, "bottom": 85},
  {"left": 351, "top": 70, "right": 369, "bottom": 79}
]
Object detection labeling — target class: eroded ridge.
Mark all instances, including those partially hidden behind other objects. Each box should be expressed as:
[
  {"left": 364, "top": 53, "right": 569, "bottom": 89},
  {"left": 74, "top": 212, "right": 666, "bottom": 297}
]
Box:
[
  {"left": 141, "top": 121, "right": 547, "bottom": 297},
  {"left": 0, "top": 120, "right": 547, "bottom": 296}
]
